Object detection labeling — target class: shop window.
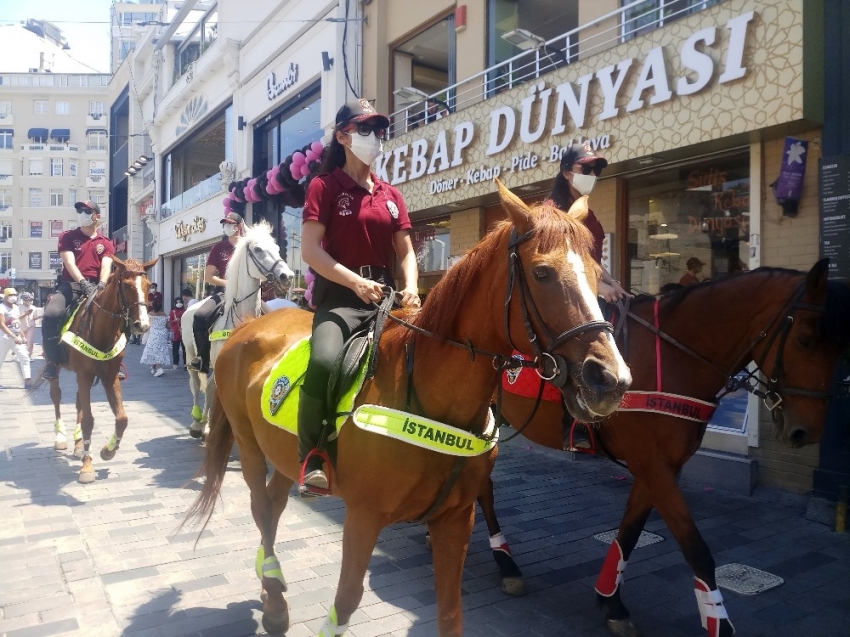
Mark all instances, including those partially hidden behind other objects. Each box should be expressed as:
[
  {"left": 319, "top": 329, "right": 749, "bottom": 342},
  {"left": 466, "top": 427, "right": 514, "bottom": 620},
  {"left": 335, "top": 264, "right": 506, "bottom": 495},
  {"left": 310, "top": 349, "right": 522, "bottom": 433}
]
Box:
[
  {"left": 391, "top": 16, "right": 456, "bottom": 134},
  {"left": 626, "top": 153, "right": 750, "bottom": 296},
  {"left": 412, "top": 218, "right": 451, "bottom": 274}
]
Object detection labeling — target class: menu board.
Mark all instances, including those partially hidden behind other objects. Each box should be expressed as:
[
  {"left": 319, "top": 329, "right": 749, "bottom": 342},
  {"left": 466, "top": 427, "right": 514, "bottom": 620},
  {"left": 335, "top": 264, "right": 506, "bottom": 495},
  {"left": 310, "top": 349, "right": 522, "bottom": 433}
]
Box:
[{"left": 819, "top": 155, "right": 850, "bottom": 279}]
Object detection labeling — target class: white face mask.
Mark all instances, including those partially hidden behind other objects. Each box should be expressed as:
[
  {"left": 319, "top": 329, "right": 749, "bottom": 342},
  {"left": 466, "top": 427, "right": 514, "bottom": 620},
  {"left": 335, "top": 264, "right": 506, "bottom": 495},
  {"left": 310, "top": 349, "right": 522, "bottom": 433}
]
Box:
[
  {"left": 223, "top": 225, "right": 237, "bottom": 237},
  {"left": 348, "top": 133, "right": 383, "bottom": 166},
  {"left": 175, "top": 302, "right": 184, "bottom": 309},
  {"left": 78, "top": 212, "right": 95, "bottom": 227},
  {"left": 571, "top": 173, "right": 597, "bottom": 196},
  {"left": 6, "top": 296, "right": 17, "bottom": 304}
]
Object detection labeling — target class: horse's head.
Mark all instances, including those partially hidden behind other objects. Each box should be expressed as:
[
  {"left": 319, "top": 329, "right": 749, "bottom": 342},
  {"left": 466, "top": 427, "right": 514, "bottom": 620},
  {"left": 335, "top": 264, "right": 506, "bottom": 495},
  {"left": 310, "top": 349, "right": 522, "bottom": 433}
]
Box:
[
  {"left": 757, "top": 259, "right": 850, "bottom": 447},
  {"left": 111, "top": 256, "right": 158, "bottom": 335},
  {"left": 495, "top": 180, "right": 631, "bottom": 421},
  {"left": 237, "top": 220, "right": 295, "bottom": 294}
]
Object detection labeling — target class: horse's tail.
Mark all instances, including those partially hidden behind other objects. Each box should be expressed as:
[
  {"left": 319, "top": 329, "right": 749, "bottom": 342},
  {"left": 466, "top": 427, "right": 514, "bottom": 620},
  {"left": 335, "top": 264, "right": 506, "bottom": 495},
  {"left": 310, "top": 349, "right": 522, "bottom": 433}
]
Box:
[{"left": 181, "top": 391, "right": 234, "bottom": 542}]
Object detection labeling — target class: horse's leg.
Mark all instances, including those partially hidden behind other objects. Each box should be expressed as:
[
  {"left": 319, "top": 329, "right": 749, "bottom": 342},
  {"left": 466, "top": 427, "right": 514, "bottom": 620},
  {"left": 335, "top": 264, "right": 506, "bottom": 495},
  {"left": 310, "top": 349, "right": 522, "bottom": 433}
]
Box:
[
  {"left": 427, "top": 503, "right": 475, "bottom": 637},
  {"left": 76, "top": 374, "right": 97, "bottom": 484},
  {"left": 99, "top": 371, "right": 128, "bottom": 462},
  {"left": 259, "top": 470, "right": 294, "bottom": 604},
  {"left": 73, "top": 387, "right": 84, "bottom": 458},
  {"left": 201, "top": 374, "right": 216, "bottom": 441},
  {"left": 50, "top": 378, "right": 67, "bottom": 451},
  {"left": 238, "top": 436, "right": 290, "bottom": 635},
  {"left": 478, "top": 477, "right": 525, "bottom": 596},
  {"left": 321, "top": 508, "right": 384, "bottom": 636},
  {"left": 595, "top": 479, "right": 654, "bottom": 637},
  {"left": 188, "top": 368, "right": 205, "bottom": 436},
  {"left": 647, "top": 469, "right": 735, "bottom": 637}
]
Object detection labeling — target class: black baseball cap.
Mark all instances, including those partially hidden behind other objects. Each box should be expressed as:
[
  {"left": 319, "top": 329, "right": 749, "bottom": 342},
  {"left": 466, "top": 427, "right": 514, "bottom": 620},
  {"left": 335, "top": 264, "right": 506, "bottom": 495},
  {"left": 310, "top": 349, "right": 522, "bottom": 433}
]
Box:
[
  {"left": 559, "top": 142, "right": 609, "bottom": 171},
  {"left": 335, "top": 99, "right": 390, "bottom": 130},
  {"left": 220, "top": 212, "right": 244, "bottom": 225},
  {"left": 74, "top": 200, "right": 101, "bottom": 214}
]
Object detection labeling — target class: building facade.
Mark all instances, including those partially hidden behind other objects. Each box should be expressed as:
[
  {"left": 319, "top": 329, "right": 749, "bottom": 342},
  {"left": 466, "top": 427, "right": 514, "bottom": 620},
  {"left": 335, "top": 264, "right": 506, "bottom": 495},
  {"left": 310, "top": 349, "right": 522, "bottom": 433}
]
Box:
[{"left": 0, "top": 22, "right": 110, "bottom": 302}]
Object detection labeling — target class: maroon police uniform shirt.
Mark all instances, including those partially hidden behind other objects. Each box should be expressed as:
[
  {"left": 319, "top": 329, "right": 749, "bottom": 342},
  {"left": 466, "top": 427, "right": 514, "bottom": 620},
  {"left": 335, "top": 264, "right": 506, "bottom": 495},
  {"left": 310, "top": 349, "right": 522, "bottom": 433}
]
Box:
[
  {"left": 58, "top": 228, "right": 115, "bottom": 281},
  {"left": 207, "top": 238, "right": 235, "bottom": 277},
  {"left": 303, "top": 168, "right": 412, "bottom": 270}
]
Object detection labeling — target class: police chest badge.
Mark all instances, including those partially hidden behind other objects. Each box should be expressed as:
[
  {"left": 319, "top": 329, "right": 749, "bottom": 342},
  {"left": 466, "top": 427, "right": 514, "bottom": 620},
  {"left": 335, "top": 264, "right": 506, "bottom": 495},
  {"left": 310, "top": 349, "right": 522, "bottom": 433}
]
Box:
[
  {"left": 505, "top": 354, "right": 526, "bottom": 385},
  {"left": 387, "top": 201, "right": 399, "bottom": 219},
  {"left": 268, "top": 376, "right": 291, "bottom": 416},
  {"left": 96, "top": 244, "right": 105, "bottom": 255}
]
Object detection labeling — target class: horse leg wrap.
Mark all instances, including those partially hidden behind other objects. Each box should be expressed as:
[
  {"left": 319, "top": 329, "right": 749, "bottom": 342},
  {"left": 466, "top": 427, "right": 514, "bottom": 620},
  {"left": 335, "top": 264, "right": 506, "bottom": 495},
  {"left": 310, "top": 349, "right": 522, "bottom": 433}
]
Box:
[
  {"left": 595, "top": 539, "right": 628, "bottom": 597},
  {"left": 489, "top": 532, "right": 511, "bottom": 554},
  {"left": 54, "top": 420, "right": 66, "bottom": 442},
  {"left": 255, "top": 546, "right": 287, "bottom": 590},
  {"left": 74, "top": 424, "right": 83, "bottom": 441},
  {"left": 106, "top": 435, "right": 121, "bottom": 452},
  {"left": 694, "top": 577, "right": 731, "bottom": 637},
  {"left": 318, "top": 605, "right": 348, "bottom": 636}
]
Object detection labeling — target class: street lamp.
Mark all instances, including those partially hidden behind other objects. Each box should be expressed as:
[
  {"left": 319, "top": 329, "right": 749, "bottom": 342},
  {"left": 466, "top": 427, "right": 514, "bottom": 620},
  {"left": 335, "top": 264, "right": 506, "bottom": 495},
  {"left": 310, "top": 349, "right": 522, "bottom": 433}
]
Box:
[
  {"left": 393, "top": 86, "right": 429, "bottom": 102},
  {"left": 501, "top": 28, "right": 546, "bottom": 51}
]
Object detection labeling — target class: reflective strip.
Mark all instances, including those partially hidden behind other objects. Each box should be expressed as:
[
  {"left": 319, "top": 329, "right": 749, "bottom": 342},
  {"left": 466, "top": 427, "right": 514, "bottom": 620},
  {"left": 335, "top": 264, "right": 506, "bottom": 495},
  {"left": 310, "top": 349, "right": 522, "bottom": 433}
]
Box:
[
  {"left": 60, "top": 331, "right": 127, "bottom": 361},
  {"left": 318, "top": 605, "right": 348, "bottom": 637},
  {"left": 106, "top": 435, "right": 120, "bottom": 452},
  {"left": 255, "top": 545, "right": 265, "bottom": 580},
  {"left": 74, "top": 424, "right": 83, "bottom": 441},
  {"left": 209, "top": 330, "right": 232, "bottom": 341},
  {"left": 54, "top": 419, "right": 65, "bottom": 434},
  {"left": 254, "top": 546, "right": 287, "bottom": 589}
]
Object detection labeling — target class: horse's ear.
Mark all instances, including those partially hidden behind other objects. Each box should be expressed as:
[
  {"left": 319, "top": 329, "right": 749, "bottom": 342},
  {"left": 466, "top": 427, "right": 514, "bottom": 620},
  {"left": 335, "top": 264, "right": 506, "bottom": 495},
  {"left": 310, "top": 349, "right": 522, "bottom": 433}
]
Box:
[
  {"left": 805, "top": 258, "right": 829, "bottom": 300},
  {"left": 142, "top": 257, "right": 159, "bottom": 272},
  {"left": 112, "top": 256, "right": 126, "bottom": 270},
  {"left": 567, "top": 195, "right": 589, "bottom": 223},
  {"left": 495, "top": 178, "right": 532, "bottom": 231}
]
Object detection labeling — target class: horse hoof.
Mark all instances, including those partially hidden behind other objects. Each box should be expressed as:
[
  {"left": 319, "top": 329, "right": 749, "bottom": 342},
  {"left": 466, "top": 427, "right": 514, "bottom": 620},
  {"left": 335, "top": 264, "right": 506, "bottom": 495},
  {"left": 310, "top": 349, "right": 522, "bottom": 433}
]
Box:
[
  {"left": 606, "top": 618, "right": 640, "bottom": 637},
  {"left": 54, "top": 441, "right": 67, "bottom": 451},
  {"left": 78, "top": 468, "right": 96, "bottom": 484},
  {"left": 501, "top": 576, "right": 527, "bottom": 597},
  {"left": 189, "top": 422, "right": 204, "bottom": 439},
  {"left": 261, "top": 610, "right": 290, "bottom": 636},
  {"left": 100, "top": 445, "right": 118, "bottom": 461}
]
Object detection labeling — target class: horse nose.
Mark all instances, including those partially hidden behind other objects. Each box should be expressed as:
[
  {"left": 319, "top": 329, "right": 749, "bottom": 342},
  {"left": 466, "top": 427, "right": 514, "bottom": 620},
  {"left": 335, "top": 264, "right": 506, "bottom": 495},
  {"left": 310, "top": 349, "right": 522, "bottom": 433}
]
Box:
[
  {"left": 132, "top": 320, "right": 147, "bottom": 334},
  {"left": 581, "top": 357, "right": 620, "bottom": 395},
  {"left": 789, "top": 428, "right": 808, "bottom": 448}
]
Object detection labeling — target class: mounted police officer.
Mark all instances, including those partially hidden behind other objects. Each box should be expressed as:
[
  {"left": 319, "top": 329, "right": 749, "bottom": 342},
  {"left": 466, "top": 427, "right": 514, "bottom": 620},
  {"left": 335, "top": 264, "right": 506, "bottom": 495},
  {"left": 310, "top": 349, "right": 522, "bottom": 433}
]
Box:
[{"left": 41, "top": 200, "right": 115, "bottom": 380}]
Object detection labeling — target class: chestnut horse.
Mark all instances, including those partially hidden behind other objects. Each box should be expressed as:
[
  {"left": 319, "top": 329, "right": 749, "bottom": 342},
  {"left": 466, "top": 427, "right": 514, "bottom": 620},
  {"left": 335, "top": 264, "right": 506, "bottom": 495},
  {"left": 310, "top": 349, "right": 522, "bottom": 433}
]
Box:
[
  {"left": 45, "top": 257, "right": 156, "bottom": 483},
  {"left": 478, "top": 260, "right": 850, "bottom": 637},
  {"left": 185, "top": 182, "right": 632, "bottom": 636}
]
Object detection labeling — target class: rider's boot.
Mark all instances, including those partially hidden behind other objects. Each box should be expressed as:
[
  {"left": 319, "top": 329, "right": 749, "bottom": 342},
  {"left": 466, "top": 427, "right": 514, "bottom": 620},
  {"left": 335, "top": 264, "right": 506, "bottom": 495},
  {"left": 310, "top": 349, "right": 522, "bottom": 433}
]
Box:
[
  {"left": 298, "top": 387, "right": 329, "bottom": 495},
  {"left": 189, "top": 325, "right": 210, "bottom": 373},
  {"left": 41, "top": 321, "right": 60, "bottom": 380}
]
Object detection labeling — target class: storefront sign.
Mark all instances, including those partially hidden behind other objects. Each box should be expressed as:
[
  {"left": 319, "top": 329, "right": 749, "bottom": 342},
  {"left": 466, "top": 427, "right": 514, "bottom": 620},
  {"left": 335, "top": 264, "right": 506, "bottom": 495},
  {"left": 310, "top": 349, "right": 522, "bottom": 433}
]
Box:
[
  {"left": 139, "top": 197, "right": 154, "bottom": 218},
  {"left": 89, "top": 160, "right": 106, "bottom": 176},
  {"left": 378, "top": 10, "right": 755, "bottom": 190},
  {"left": 175, "top": 216, "right": 208, "bottom": 242},
  {"left": 29, "top": 252, "right": 42, "bottom": 270},
  {"left": 267, "top": 63, "right": 299, "bottom": 101},
  {"left": 819, "top": 155, "right": 850, "bottom": 279}
]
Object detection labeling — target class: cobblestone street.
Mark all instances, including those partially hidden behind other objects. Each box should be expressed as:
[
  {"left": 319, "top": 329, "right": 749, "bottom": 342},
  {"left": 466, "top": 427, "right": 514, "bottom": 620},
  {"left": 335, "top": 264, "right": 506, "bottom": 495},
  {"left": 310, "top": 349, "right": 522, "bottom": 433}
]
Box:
[{"left": 1, "top": 342, "right": 849, "bottom": 637}]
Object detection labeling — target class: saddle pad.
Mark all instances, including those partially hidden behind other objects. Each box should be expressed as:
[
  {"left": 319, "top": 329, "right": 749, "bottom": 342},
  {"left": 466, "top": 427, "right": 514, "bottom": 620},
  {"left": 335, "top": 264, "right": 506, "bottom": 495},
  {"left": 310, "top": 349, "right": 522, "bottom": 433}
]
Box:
[
  {"left": 260, "top": 336, "right": 371, "bottom": 434},
  {"left": 352, "top": 404, "right": 498, "bottom": 457},
  {"left": 502, "top": 351, "right": 562, "bottom": 402}
]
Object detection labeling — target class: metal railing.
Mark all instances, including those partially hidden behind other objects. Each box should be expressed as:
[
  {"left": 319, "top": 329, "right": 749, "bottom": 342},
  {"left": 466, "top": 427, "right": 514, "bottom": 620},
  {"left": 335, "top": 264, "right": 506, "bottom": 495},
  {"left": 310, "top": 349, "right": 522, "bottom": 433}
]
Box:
[
  {"left": 161, "top": 172, "right": 222, "bottom": 219},
  {"left": 389, "top": 0, "right": 722, "bottom": 137}
]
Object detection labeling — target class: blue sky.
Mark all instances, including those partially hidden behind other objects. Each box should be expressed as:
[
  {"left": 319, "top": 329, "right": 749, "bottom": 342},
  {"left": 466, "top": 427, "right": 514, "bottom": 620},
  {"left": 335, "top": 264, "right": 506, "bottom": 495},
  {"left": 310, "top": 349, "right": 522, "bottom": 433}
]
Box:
[{"left": 0, "top": 0, "right": 113, "bottom": 72}]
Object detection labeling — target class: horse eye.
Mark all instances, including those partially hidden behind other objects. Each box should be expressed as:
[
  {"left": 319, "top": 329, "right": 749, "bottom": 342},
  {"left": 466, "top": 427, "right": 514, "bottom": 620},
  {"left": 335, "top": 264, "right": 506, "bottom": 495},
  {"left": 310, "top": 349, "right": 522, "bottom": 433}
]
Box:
[{"left": 533, "top": 266, "right": 549, "bottom": 281}]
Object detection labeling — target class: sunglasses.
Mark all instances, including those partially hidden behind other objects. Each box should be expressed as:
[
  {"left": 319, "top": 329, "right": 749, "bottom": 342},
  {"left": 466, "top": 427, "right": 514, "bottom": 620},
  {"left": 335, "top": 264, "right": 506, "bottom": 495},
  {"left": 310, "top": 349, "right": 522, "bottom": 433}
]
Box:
[
  {"left": 572, "top": 162, "right": 604, "bottom": 177},
  {"left": 345, "top": 122, "right": 388, "bottom": 141}
]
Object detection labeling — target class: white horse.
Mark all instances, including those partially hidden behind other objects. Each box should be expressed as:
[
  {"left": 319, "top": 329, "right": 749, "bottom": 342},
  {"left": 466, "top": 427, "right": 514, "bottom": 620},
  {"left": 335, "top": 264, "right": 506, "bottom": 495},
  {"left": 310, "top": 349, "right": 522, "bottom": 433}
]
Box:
[{"left": 182, "top": 220, "right": 294, "bottom": 438}]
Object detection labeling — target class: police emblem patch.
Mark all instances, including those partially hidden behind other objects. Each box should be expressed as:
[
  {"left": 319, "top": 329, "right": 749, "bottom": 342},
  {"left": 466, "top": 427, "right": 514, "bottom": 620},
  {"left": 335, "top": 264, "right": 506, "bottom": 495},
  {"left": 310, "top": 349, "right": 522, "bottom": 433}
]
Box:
[
  {"left": 268, "top": 376, "right": 291, "bottom": 416},
  {"left": 387, "top": 201, "right": 399, "bottom": 219},
  {"left": 96, "top": 244, "right": 105, "bottom": 254},
  {"left": 505, "top": 354, "right": 525, "bottom": 385}
]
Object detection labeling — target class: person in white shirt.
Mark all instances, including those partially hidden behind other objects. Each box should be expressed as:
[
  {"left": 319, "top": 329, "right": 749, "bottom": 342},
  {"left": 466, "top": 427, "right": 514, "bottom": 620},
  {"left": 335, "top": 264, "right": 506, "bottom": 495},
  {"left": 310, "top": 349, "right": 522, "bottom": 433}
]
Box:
[
  {"left": 0, "top": 288, "right": 32, "bottom": 389},
  {"left": 18, "top": 292, "right": 43, "bottom": 358}
]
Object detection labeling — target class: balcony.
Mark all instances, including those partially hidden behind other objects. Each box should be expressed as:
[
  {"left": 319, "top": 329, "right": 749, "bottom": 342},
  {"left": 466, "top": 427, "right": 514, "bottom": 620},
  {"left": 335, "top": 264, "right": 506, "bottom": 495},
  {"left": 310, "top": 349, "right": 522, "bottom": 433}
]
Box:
[
  {"left": 0, "top": 204, "right": 11, "bottom": 217},
  {"left": 0, "top": 174, "right": 12, "bottom": 186},
  {"left": 161, "top": 172, "right": 222, "bottom": 219},
  {"left": 48, "top": 144, "right": 80, "bottom": 153},
  {"left": 19, "top": 143, "right": 46, "bottom": 152},
  {"left": 86, "top": 174, "right": 107, "bottom": 188},
  {"left": 0, "top": 113, "right": 13, "bottom": 125},
  {"left": 86, "top": 113, "right": 106, "bottom": 127}
]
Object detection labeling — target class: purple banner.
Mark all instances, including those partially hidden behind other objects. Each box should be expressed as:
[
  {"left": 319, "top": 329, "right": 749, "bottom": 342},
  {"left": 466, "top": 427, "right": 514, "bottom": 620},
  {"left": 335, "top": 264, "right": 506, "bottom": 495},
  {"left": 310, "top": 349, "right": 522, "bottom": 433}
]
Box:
[{"left": 775, "top": 137, "right": 809, "bottom": 202}]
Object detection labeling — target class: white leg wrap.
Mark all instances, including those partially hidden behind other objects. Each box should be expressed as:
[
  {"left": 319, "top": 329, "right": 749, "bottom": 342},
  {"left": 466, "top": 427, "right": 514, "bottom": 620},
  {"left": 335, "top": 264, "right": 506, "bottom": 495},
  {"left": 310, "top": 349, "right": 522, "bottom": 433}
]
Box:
[
  {"left": 54, "top": 420, "right": 66, "bottom": 442},
  {"left": 694, "top": 577, "right": 730, "bottom": 634},
  {"left": 318, "top": 605, "right": 348, "bottom": 637}
]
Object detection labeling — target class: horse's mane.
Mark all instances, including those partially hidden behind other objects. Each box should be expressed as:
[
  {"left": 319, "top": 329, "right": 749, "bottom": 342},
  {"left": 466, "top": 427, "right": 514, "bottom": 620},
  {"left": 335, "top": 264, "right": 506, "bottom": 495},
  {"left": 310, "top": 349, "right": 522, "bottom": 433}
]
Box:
[
  {"left": 224, "top": 220, "right": 275, "bottom": 307},
  {"left": 412, "top": 202, "right": 593, "bottom": 339}
]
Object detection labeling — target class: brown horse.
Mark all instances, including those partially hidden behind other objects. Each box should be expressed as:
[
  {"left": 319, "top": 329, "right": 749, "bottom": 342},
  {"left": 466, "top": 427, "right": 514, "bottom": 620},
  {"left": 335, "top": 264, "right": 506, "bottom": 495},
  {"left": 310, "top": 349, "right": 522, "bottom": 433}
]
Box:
[
  {"left": 185, "top": 182, "right": 632, "bottom": 636},
  {"left": 45, "top": 257, "right": 157, "bottom": 484},
  {"left": 474, "top": 260, "right": 850, "bottom": 637}
]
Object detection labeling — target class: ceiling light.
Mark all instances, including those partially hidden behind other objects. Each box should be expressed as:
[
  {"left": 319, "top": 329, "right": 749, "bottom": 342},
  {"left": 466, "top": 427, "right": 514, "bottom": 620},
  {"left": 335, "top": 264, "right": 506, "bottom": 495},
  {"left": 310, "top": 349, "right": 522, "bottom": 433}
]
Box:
[
  {"left": 501, "top": 28, "right": 546, "bottom": 51},
  {"left": 393, "top": 86, "right": 429, "bottom": 102}
]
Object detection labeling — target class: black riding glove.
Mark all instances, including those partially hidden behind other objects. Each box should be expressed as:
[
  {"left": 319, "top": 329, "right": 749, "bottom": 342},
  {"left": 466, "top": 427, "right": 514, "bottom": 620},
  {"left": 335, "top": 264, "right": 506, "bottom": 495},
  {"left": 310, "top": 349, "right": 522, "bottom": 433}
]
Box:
[
  {"left": 79, "top": 280, "right": 97, "bottom": 297},
  {"left": 97, "top": 281, "right": 107, "bottom": 291}
]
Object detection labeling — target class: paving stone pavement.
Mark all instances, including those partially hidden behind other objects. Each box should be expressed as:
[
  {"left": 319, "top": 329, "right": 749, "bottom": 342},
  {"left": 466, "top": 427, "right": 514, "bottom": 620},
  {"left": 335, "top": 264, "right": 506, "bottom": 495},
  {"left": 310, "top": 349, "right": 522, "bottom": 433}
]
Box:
[{"left": 1, "top": 340, "right": 849, "bottom": 637}]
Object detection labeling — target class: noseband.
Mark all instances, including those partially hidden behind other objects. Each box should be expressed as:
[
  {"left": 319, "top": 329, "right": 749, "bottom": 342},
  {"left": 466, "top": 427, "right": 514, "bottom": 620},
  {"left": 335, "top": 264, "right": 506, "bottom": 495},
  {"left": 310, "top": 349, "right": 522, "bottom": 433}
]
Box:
[
  {"left": 504, "top": 228, "right": 613, "bottom": 388},
  {"left": 233, "top": 244, "right": 290, "bottom": 306}
]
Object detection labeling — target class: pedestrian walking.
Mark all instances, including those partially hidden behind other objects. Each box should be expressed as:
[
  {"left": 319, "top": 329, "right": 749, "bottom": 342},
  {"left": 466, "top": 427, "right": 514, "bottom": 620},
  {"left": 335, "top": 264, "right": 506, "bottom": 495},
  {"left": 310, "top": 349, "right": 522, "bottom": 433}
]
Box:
[
  {"left": 168, "top": 297, "right": 187, "bottom": 368},
  {"left": 0, "top": 288, "right": 32, "bottom": 389},
  {"left": 140, "top": 299, "right": 170, "bottom": 377},
  {"left": 18, "top": 292, "right": 43, "bottom": 358}
]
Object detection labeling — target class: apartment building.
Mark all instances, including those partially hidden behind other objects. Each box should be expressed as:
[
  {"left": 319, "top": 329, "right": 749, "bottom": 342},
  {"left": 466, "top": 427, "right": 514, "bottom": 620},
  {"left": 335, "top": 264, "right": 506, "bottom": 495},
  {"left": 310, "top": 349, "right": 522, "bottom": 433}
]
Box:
[{"left": 0, "top": 22, "right": 110, "bottom": 302}]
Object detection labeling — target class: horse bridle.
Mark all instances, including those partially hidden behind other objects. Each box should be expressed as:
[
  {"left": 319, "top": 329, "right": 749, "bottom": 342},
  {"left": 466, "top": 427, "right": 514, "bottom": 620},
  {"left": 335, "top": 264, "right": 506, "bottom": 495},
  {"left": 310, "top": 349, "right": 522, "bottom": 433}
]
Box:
[
  {"left": 86, "top": 269, "right": 150, "bottom": 335},
  {"left": 231, "top": 244, "right": 290, "bottom": 307},
  {"left": 504, "top": 228, "right": 614, "bottom": 388}
]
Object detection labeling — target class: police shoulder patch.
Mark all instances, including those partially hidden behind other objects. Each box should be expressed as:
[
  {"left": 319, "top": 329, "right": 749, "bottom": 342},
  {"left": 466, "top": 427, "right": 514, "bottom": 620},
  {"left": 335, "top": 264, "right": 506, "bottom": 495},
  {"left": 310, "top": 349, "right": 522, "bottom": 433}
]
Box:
[
  {"left": 387, "top": 200, "right": 399, "bottom": 219},
  {"left": 268, "top": 376, "right": 291, "bottom": 416}
]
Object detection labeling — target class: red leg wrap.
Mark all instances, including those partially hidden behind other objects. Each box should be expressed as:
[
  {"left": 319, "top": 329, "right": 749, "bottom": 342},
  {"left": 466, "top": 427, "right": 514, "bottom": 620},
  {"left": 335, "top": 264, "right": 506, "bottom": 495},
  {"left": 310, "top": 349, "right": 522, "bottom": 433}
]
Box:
[{"left": 595, "top": 539, "right": 627, "bottom": 597}]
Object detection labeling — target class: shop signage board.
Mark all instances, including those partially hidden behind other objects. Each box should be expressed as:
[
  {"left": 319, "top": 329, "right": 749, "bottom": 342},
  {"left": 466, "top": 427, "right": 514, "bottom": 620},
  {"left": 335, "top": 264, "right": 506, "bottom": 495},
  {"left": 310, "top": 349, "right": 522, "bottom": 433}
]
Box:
[
  {"left": 175, "top": 216, "right": 208, "bottom": 242},
  {"left": 29, "top": 252, "right": 42, "bottom": 270},
  {"left": 819, "top": 155, "right": 850, "bottom": 280},
  {"left": 267, "top": 63, "right": 299, "bottom": 101}
]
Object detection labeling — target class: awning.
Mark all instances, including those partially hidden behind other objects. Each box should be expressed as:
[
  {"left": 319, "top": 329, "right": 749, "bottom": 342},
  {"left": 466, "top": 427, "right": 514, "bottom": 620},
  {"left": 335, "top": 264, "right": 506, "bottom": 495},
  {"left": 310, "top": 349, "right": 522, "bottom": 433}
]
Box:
[
  {"left": 50, "top": 128, "right": 70, "bottom": 141},
  {"left": 27, "top": 127, "right": 48, "bottom": 139},
  {"left": 0, "top": 129, "right": 11, "bottom": 135},
  {"left": 86, "top": 128, "right": 108, "bottom": 134}
]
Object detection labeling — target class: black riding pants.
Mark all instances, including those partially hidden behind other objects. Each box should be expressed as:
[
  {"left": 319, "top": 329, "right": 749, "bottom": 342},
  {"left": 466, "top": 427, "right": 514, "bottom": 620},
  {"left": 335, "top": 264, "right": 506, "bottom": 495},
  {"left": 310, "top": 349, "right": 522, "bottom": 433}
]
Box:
[
  {"left": 191, "top": 294, "right": 222, "bottom": 370},
  {"left": 42, "top": 280, "right": 90, "bottom": 362}
]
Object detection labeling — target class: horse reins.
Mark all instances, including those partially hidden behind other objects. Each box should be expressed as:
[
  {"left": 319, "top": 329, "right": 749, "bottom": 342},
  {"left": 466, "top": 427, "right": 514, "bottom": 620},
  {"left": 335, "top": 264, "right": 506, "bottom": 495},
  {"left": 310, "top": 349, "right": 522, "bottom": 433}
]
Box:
[{"left": 82, "top": 270, "right": 150, "bottom": 343}]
